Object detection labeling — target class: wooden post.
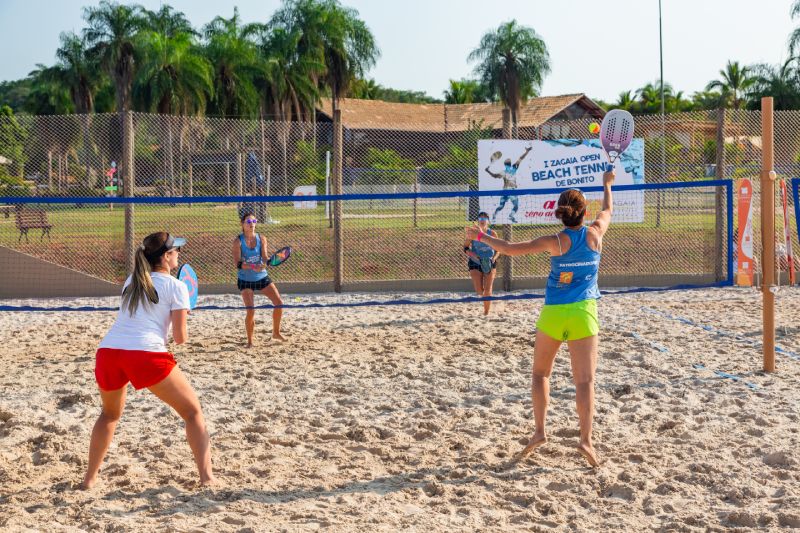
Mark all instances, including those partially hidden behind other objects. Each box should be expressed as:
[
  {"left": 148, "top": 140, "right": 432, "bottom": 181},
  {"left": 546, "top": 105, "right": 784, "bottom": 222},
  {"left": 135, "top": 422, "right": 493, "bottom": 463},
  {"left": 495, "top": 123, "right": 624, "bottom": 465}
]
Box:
[
  {"left": 333, "top": 110, "right": 344, "bottom": 292},
  {"left": 502, "top": 108, "right": 513, "bottom": 292},
  {"left": 714, "top": 108, "right": 726, "bottom": 281},
  {"left": 761, "top": 97, "right": 776, "bottom": 372},
  {"left": 123, "top": 110, "right": 135, "bottom": 275}
]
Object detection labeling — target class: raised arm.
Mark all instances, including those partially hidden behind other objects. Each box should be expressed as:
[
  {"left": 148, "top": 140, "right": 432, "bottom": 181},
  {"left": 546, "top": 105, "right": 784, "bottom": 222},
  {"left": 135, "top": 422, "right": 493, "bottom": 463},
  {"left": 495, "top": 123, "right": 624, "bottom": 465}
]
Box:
[
  {"left": 515, "top": 146, "right": 533, "bottom": 166},
  {"left": 485, "top": 166, "right": 503, "bottom": 179},
  {"left": 590, "top": 170, "right": 615, "bottom": 238},
  {"left": 465, "top": 226, "right": 559, "bottom": 257}
]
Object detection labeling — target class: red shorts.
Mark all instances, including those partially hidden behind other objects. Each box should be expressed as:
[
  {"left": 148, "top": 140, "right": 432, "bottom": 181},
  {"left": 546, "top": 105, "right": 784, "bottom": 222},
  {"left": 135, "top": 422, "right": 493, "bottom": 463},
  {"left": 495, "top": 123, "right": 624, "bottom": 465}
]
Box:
[{"left": 95, "top": 348, "right": 176, "bottom": 391}]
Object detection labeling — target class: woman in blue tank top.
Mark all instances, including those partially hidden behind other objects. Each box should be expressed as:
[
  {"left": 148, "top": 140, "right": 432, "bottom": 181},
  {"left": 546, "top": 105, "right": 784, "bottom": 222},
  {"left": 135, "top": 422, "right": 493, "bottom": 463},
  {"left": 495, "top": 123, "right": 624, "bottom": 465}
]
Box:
[
  {"left": 463, "top": 211, "right": 500, "bottom": 315},
  {"left": 466, "top": 169, "right": 615, "bottom": 468},
  {"left": 232, "top": 210, "right": 285, "bottom": 347}
]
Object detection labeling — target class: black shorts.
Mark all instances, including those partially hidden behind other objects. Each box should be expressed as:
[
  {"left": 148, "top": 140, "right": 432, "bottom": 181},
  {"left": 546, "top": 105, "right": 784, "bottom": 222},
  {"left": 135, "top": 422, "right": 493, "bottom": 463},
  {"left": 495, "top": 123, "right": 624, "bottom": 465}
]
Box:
[
  {"left": 468, "top": 260, "right": 497, "bottom": 272},
  {"left": 237, "top": 277, "right": 273, "bottom": 291}
]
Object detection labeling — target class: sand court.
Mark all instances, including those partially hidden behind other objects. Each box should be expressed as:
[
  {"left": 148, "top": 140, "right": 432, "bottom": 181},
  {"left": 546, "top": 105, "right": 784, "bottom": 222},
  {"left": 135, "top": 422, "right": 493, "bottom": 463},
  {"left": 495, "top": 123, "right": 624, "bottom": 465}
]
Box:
[{"left": 1, "top": 287, "right": 799, "bottom": 531}]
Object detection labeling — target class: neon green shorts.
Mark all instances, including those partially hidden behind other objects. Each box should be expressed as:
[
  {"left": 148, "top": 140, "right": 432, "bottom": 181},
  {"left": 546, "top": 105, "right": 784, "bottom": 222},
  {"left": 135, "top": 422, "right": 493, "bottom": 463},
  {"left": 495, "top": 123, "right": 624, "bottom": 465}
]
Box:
[{"left": 536, "top": 299, "right": 599, "bottom": 342}]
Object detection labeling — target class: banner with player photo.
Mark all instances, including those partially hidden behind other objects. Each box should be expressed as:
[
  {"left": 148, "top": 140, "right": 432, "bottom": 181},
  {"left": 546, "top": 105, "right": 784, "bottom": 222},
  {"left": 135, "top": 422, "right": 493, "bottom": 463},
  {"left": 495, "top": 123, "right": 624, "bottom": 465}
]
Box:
[{"left": 477, "top": 139, "right": 645, "bottom": 225}]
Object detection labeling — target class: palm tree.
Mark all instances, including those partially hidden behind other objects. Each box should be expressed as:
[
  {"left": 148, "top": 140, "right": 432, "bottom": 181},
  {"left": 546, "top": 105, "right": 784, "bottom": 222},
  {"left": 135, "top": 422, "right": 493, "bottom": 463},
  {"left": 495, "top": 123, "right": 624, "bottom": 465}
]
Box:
[
  {"left": 351, "top": 78, "right": 381, "bottom": 100},
  {"left": 142, "top": 4, "right": 195, "bottom": 38},
  {"left": 614, "top": 90, "right": 635, "bottom": 112},
  {"left": 705, "top": 61, "right": 753, "bottom": 109},
  {"left": 747, "top": 60, "right": 800, "bottom": 110},
  {"left": 83, "top": 0, "right": 145, "bottom": 113},
  {"left": 250, "top": 24, "right": 321, "bottom": 121},
  {"left": 202, "top": 8, "right": 260, "bottom": 117},
  {"left": 636, "top": 81, "right": 675, "bottom": 114},
  {"left": 468, "top": 20, "right": 551, "bottom": 136},
  {"left": 789, "top": 1, "right": 800, "bottom": 56},
  {"left": 444, "top": 79, "right": 478, "bottom": 104},
  {"left": 134, "top": 31, "right": 212, "bottom": 115},
  {"left": 38, "top": 32, "right": 100, "bottom": 114},
  {"left": 270, "top": 0, "right": 380, "bottom": 114}
]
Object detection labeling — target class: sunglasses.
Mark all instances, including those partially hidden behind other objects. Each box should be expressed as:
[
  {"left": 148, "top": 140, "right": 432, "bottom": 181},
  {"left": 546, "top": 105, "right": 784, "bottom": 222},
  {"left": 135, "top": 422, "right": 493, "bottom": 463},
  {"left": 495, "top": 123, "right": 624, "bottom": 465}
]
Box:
[
  {"left": 477, "top": 217, "right": 489, "bottom": 221},
  {"left": 244, "top": 218, "right": 258, "bottom": 224}
]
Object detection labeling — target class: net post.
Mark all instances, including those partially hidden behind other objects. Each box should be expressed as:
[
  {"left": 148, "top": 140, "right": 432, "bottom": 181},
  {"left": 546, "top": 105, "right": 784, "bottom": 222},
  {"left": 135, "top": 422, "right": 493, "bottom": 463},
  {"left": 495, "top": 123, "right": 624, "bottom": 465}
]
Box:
[
  {"left": 714, "top": 108, "right": 726, "bottom": 281},
  {"left": 761, "top": 97, "right": 776, "bottom": 372},
  {"left": 333, "top": 109, "right": 344, "bottom": 293},
  {"left": 123, "top": 110, "right": 135, "bottom": 276},
  {"left": 502, "top": 108, "right": 513, "bottom": 292}
]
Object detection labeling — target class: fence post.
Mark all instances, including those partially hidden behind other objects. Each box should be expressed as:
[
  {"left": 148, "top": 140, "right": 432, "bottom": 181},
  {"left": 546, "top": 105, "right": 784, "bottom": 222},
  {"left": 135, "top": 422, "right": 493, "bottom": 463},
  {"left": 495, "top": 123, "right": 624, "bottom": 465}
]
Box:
[
  {"left": 237, "top": 153, "right": 243, "bottom": 196},
  {"left": 413, "top": 167, "right": 419, "bottom": 228},
  {"left": 502, "top": 108, "right": 513, "bottom": 292},
  {"left": 333, "top": 109, "right": 344, "bottom": 292},
  {"left": 714, "top": 108, "right": 726, "bottom": 281},
  {"left": 123, "top": 110, "right": 135, "bottom": 275},
  {"left": 761, "top": 97, "right": 776, "bottom": 372}
]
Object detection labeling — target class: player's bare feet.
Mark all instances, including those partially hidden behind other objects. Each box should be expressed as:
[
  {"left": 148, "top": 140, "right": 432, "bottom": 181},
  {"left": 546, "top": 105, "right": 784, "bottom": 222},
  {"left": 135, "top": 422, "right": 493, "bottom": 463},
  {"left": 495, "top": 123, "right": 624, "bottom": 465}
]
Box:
[
  {"left": 513, "top": 431, "right": 547, "bottom": 463},
  {"left": 577, "top": 442, "right": 601, "bottom": 467},
  {"left": 200, "top": 475, "right": 218, "bottom": 487},
  {"left": 80, "top": 476, "right": 97, "bottom": 490},
  {"left": 272, "top": 333, "right": 287, "bottom": 342}
]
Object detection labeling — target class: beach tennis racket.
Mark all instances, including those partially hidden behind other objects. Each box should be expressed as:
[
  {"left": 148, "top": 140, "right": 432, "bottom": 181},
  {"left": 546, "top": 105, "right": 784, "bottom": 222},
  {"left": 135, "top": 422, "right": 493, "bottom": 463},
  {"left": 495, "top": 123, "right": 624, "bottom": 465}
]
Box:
[
  {"left": 267, "top": 246, "right": 292, "bottom": 267},
  {"left": 490, "top": 151, "right": 502, "bottom": 163},
  {"left": 479, "top": 257, "right": 493, "bottom": 274},
  {"left": 177, "top": 263, "right": 198, "bottom": 310},
  {"left": 599, "top": 109, "right": 635, "bottom": 164}
]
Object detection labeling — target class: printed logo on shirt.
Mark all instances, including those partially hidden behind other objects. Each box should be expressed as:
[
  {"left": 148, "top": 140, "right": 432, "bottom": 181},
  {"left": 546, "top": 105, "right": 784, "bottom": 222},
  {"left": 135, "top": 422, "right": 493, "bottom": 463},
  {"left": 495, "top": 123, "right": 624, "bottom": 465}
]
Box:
[{"left": 559, "top": 271, "right": 574, "bottom": 284}]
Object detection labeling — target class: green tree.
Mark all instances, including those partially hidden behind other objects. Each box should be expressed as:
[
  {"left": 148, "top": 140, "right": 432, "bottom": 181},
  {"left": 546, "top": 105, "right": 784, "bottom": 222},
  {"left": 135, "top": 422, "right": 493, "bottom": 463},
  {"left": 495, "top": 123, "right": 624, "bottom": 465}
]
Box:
[
  {"left": 614, "top": 90, "right": 636, "bottom": 112},
  {"left": 0, "top": 79, "right": 33, "bottom": 112},
  {"left": 362, "top": 148, "right": 415, "bottom": 184},
  {"left": 444, "top": 79, "right": 492, "bottom": 104},
  {"left": 250, "top": 24, "right": 321, "bottom": 121},
  {"left": 705, "top": 61, "right": 754, "bottom": 109},
  {"left": 34, "top": 32, "right": 100, "bottom": 114},
  {"left": 747, "top": 60, "right": 800, "bottom": 110},
  {"left": 83, "top": 1, "right": 145, "bottom": 113},
  {"left": 202, "top": 7, "right": 260, "bottom": 117},
  {"left": 0, "top": 106, "right": 28, "bottom": 186},
  {"left": 351, "top": 78, "right": 380, "bottom": 99},
  {"left": 142, "top": 4, "right": 196, "bottom": 38},
  {"left": 468, "top": 20, "right": 551, "bottom": 136},
  {"left": 271, "top": 0, "right": 380, "bottom": 114},
  {"left": 789, "top": 1, "right": 800, "bottom": 56},
  {"left": 134, "top": 31, "right": 213, "bottom": 115}
]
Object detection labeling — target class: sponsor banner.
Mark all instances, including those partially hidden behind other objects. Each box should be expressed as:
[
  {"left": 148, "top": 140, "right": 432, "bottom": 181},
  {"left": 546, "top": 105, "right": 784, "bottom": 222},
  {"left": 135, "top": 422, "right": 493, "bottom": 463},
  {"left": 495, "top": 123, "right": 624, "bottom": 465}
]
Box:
[
  {"left": 780, "top": 179, "right": 796, "bottom": 284},
  {"left": 293, "top": 185, "right": 318, "bottom": 209},
  {"left": 478, "top": 139, "right": 645, "bottom": 224},
  {"left": 736, "top": 178, "right": 754, "bottom": 286}
]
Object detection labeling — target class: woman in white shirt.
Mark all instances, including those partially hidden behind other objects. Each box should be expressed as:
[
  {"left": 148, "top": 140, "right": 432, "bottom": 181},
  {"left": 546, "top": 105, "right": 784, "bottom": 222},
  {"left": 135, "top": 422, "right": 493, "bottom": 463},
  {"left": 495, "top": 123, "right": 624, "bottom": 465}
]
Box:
[{"left": 81, "top": 232, "right": 215, "bottom": 489}]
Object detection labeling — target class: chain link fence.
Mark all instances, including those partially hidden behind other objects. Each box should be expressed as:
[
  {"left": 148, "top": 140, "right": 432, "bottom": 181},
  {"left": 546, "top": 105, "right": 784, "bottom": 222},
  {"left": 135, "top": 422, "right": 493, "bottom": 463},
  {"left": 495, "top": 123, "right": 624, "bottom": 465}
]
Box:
[{"left": 0, "top": 107, "right": 796, "bottom": 298}]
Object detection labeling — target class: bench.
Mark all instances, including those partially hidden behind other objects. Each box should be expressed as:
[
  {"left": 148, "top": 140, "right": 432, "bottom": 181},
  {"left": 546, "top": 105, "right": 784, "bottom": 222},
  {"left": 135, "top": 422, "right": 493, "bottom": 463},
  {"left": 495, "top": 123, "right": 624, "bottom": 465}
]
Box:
[
  {"left": 15, "top": 208, "right": 52, "bottom": 243},
  {"left": 0, "top": 205, "right": 12, "bottom": 218}
]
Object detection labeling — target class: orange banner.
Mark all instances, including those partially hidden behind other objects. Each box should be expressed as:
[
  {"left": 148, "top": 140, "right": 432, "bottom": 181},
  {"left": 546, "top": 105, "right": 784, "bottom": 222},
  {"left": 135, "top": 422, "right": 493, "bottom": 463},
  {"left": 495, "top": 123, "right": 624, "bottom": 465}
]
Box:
[{"left": 737, "top": 179, "right": 754, "bottom": 286}]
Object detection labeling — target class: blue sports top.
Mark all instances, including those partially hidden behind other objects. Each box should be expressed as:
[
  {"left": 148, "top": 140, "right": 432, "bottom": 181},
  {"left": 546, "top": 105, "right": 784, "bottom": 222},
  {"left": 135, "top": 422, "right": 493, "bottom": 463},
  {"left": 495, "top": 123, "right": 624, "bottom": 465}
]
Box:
[
  {"left": 544, "top": 226, "right": 601, "bottom": 305},
  {"left": 238, "top": 233, "right": 268, "bottom": 282},
  {"left": 471, "top": 229, "right": 495, "bottom": 260}
]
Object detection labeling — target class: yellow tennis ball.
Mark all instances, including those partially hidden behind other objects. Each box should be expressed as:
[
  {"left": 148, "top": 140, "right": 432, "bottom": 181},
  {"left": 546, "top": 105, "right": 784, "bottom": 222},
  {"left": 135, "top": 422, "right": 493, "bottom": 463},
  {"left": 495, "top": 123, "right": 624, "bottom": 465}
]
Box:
[{"left": 588, "top": 122, "right": 600, "bottom": 134}]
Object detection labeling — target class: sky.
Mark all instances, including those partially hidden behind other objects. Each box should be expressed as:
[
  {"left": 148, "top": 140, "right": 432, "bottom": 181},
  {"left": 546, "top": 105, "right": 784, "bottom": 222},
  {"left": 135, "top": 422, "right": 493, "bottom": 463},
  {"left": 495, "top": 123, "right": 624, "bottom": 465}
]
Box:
[{"left": 0, "top": 0, "right": 797, "bottom": 103}]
